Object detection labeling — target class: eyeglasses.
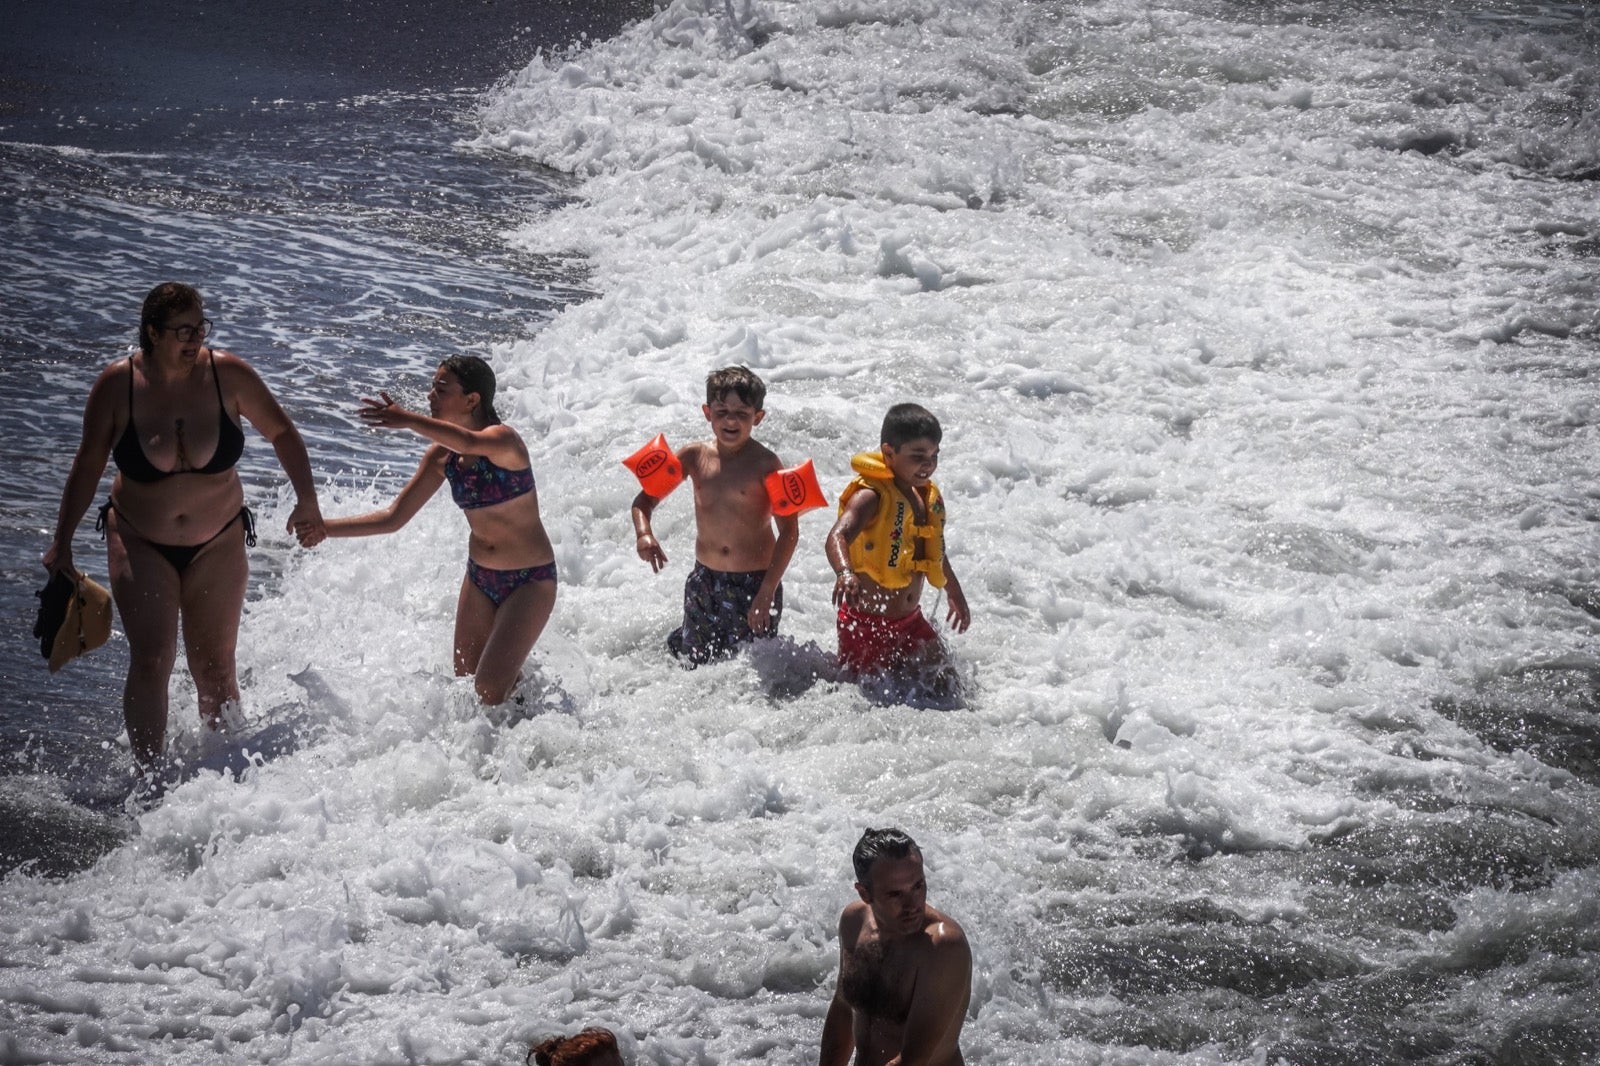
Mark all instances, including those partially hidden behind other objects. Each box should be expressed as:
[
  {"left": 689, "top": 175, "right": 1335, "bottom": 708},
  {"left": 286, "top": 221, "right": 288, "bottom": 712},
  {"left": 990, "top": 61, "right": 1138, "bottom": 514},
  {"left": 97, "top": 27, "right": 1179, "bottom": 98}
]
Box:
[{"left": 159, "top": 318, "right": 213, "bottom": 343}]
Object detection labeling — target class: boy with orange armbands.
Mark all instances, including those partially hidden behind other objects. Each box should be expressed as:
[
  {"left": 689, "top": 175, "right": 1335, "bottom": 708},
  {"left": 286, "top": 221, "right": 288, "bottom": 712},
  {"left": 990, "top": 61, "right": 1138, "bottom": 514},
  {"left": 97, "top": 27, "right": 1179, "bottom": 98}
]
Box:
[
  {"left": 630, "top": 367, "right": 800, "bottom": 664},
  {"left": 825, "top": 403, "right": 970, "bottom": 686}
]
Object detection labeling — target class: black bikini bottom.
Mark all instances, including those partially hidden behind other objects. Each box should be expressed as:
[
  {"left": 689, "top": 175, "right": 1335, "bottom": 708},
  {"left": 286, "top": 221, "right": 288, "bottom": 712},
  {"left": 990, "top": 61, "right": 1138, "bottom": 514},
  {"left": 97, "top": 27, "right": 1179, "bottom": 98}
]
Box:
[{"left": 97, "top": 502, "right": 257, "bottom": 576}]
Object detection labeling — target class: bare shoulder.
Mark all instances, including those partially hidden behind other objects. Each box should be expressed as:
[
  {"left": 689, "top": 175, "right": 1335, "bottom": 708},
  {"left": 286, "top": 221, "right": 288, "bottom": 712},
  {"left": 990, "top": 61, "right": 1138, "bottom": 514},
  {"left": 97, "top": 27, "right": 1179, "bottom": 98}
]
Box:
[
  {"left": 479, "top": 422, "right": 530, "bottom": 465},
  {"left": 679, "top": 440, "right": 710, "bottom": 475},
  {"left": 748, "top": 437, "right": 783, "bottom": 471},
  {"left": 96, "top": 353, "right": 132, "bottom": 378},
  {"left": 82, "top": 358, "right": 130, "bottom": 426},
  {"left": 208, "top": 348, "right": 249, "bottom": 372},
  {"left": 843, "top": 479, "right": 882, "bottom": 518},
  {"left": 838, "top": 899, "right": 869, "bottom": 941},
  {"left": 210, "top": 349, "right": 267, "bottom": 390},
  {"left": 924, "top": 907, "right": 970, "bottom": 954},
  {"left": 88, "top": 356, "right": 131, "bottom": 396}
]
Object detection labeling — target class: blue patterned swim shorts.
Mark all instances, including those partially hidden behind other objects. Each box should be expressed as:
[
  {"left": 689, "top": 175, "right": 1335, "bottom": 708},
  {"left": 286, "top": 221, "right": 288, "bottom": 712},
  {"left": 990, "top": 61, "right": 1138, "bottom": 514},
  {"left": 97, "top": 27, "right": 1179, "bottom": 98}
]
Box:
[{"left": 666, "top": 563, "right": 782, "bottom": 665}]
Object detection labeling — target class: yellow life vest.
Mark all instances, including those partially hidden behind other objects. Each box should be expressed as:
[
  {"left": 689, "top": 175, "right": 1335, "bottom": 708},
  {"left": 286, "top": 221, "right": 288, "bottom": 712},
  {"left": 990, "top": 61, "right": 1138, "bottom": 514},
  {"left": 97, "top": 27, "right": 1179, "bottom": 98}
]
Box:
[{"left": 839, "top": 451, "right": 946, "bottom": 589}]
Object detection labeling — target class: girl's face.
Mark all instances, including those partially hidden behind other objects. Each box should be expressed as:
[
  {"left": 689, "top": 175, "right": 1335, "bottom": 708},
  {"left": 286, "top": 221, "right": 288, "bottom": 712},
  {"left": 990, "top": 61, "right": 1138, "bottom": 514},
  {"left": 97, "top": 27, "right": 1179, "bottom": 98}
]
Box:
[{"left": 427, "top": 367, "right": 476, "bottom": 423}]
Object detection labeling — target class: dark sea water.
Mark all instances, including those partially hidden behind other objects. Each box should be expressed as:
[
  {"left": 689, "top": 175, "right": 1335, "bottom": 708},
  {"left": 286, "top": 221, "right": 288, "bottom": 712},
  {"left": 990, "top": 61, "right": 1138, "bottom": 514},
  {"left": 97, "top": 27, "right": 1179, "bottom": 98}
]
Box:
[{"left": 0, "top": 0, "right": 651, "bottom": 868}]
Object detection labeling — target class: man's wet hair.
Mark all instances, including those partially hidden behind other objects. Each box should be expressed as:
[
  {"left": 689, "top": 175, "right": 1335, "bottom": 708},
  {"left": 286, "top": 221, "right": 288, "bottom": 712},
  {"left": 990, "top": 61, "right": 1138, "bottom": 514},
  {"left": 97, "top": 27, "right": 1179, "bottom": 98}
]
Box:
[
  {"left": 706, "top": 365, "right": 766, "bottom": 410},
  {"left": 853, "top": 827, "right": 922, "bottom": 886},
  {"left": 881, "top": 403, "right": 942, "bottom": 449},
  {"left": 139, "top": 281, "right": 202, "bottom": 355}
]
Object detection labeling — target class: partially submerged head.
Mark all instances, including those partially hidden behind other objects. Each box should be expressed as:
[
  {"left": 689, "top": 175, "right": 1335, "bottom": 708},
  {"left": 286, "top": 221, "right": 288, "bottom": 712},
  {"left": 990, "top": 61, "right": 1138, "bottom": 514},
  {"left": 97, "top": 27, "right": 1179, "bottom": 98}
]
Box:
[
  {"left": 528, "top": 1026, "right": 623, "bottom": 1066},
  {"left": 139, "top": 281, "right": 203, "bottom": 355},
  {"left": 433, "top": 354, "right": 501, "bottom": 426}
]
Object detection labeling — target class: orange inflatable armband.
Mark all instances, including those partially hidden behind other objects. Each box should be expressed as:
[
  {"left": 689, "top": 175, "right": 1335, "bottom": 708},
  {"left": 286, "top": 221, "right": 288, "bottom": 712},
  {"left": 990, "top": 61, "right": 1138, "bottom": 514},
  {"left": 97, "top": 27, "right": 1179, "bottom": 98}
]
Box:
[
  {"left": 764, "top": 458, "right": 828, "bottom": 517},
  {"left": 622, "top": 433, "right": 685, "bottom": 498}
]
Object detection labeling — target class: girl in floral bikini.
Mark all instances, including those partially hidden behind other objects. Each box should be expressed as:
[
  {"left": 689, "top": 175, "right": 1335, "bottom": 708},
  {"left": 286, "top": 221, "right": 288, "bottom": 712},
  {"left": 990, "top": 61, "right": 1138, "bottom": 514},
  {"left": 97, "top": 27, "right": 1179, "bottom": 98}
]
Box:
[{"left": 320, "top": 356, "right": 556, "bottom": 704}]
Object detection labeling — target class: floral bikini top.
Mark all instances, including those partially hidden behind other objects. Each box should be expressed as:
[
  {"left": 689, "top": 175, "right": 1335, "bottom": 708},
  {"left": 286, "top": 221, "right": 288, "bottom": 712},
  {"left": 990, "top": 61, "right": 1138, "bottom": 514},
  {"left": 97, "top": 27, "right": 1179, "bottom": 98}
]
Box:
[{"left": 444, "top": 452, "right": 534, "bottom": 510}]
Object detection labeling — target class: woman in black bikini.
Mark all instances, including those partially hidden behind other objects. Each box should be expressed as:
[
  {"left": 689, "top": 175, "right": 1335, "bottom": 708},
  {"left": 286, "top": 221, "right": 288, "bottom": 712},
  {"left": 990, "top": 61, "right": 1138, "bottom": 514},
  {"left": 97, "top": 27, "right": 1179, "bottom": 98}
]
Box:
[
  {"left": 319, "top": 356, "right": 558, "bottom": 706},
  {"left": 44, "top": 282, "right": 325, "bottom": 770}
]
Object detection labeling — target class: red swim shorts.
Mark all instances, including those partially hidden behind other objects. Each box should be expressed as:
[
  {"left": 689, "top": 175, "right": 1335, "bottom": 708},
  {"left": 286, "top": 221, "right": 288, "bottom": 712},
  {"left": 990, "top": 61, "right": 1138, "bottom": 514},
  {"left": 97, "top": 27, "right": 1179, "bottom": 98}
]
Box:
[{"left": 836, "top": 602, "right": 939, "bottom": 673}]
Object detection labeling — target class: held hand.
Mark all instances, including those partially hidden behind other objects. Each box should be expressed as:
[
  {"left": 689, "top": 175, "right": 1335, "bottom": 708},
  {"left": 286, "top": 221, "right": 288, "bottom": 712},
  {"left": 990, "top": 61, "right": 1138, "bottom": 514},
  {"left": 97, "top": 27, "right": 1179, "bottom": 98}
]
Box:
[
  {"left": 357, "top": 392, "right": 411, "bottom": 430},
  {"left": 747, "top": 590, "right": 775, "bottom": 635},
  {"left": 636, "top": 533, "right": 668, "bottom": 573},
  {"left": 288, "top": 498, "right": 327, "bottom": 548},
  {"left": 41, "top": 540, "right": 76, "bottom": 580},
  {"left": 945, "top": 584, "right": 971, "bottom": 633},
  {"left": 832, "top": 570, "right": 862, "bottom": 608}
]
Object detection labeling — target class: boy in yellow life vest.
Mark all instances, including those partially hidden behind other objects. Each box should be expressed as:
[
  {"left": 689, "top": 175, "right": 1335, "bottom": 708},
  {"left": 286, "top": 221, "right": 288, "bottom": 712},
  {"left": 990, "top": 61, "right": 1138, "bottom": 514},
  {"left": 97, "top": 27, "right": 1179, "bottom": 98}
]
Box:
[{"left": 825, "top": 404, "right": 970, "bottom": 681}]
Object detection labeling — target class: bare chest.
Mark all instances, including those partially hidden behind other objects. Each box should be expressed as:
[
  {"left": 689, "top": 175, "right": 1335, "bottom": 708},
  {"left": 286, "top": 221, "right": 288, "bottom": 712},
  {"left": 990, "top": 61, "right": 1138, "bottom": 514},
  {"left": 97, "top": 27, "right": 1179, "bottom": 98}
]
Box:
[
  {"left": 839, "top": 937, "right": 914, "bottom": 1025},
  {"left": 692, "top": 458, "right": 769, "bottom": 513}
]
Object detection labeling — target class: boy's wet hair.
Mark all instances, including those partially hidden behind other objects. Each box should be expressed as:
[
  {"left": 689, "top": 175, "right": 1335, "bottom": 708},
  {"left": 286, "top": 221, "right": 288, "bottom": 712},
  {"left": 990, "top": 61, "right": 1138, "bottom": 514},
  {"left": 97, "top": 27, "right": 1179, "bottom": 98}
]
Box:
[
  {"left": 853, "top": 827, "right": 922, "bottom": 886},
  {"left": 881, "top": 403, "right": 942, "bottom": 448},
  {"left": 139, "top": 281, "right": 202, "bottom": 355},
  {"left": 440, "top": 354, "right": 501, "bottom": 425},
  {"left": 705, "top": 365, "right": 766, "bottom": 410}
]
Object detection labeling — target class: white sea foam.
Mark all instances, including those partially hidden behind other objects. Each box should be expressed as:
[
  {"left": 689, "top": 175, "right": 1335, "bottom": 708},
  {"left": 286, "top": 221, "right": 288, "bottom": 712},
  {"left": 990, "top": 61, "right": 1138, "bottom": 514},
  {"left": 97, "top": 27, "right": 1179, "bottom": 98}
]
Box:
[{"left": 4, "top": 0, "right": 1599, "bottom": 1062}]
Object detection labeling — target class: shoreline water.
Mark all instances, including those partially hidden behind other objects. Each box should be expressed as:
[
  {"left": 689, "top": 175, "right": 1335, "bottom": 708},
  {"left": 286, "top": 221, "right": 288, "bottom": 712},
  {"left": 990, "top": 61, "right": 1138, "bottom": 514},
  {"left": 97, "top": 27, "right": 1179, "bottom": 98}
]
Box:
[{"left": 0, "top": 0, "right": 653, "bottom": 866}]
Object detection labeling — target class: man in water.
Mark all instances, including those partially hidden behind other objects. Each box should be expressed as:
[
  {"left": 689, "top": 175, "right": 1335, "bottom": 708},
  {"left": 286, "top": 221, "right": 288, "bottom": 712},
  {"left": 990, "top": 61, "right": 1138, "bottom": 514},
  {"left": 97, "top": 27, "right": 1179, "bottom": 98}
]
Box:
[{"left": 820, "top": 828, "right": 971, "bottom": 1066}]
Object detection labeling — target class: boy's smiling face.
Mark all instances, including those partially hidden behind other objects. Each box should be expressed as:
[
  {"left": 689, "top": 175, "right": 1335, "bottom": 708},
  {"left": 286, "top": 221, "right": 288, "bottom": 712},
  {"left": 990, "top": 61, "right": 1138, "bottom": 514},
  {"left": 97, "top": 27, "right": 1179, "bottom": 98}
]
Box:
[
  {"left": 702, "top": 392, "right": 764, "bottom": 449},
  {"left": 882, "top": 436, "right": 940, "bottom": 488}
]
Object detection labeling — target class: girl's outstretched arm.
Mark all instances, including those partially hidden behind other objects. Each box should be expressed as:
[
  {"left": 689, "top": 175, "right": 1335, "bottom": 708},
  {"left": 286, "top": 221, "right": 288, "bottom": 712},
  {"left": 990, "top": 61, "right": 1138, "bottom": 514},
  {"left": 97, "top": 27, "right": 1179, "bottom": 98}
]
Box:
[
  {"left": 322, "top": 445, "right": 449, "bottom": 538},
  {"left": 358, "top": 394, "right": 527, "bottom": 469}
]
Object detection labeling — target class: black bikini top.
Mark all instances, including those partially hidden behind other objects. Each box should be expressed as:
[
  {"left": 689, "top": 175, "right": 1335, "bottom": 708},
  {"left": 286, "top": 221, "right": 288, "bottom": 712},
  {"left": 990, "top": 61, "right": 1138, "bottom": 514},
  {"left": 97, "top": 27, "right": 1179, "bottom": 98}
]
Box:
[{"left": 112, "top": 352, "right": 246, "bottom": 483}]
